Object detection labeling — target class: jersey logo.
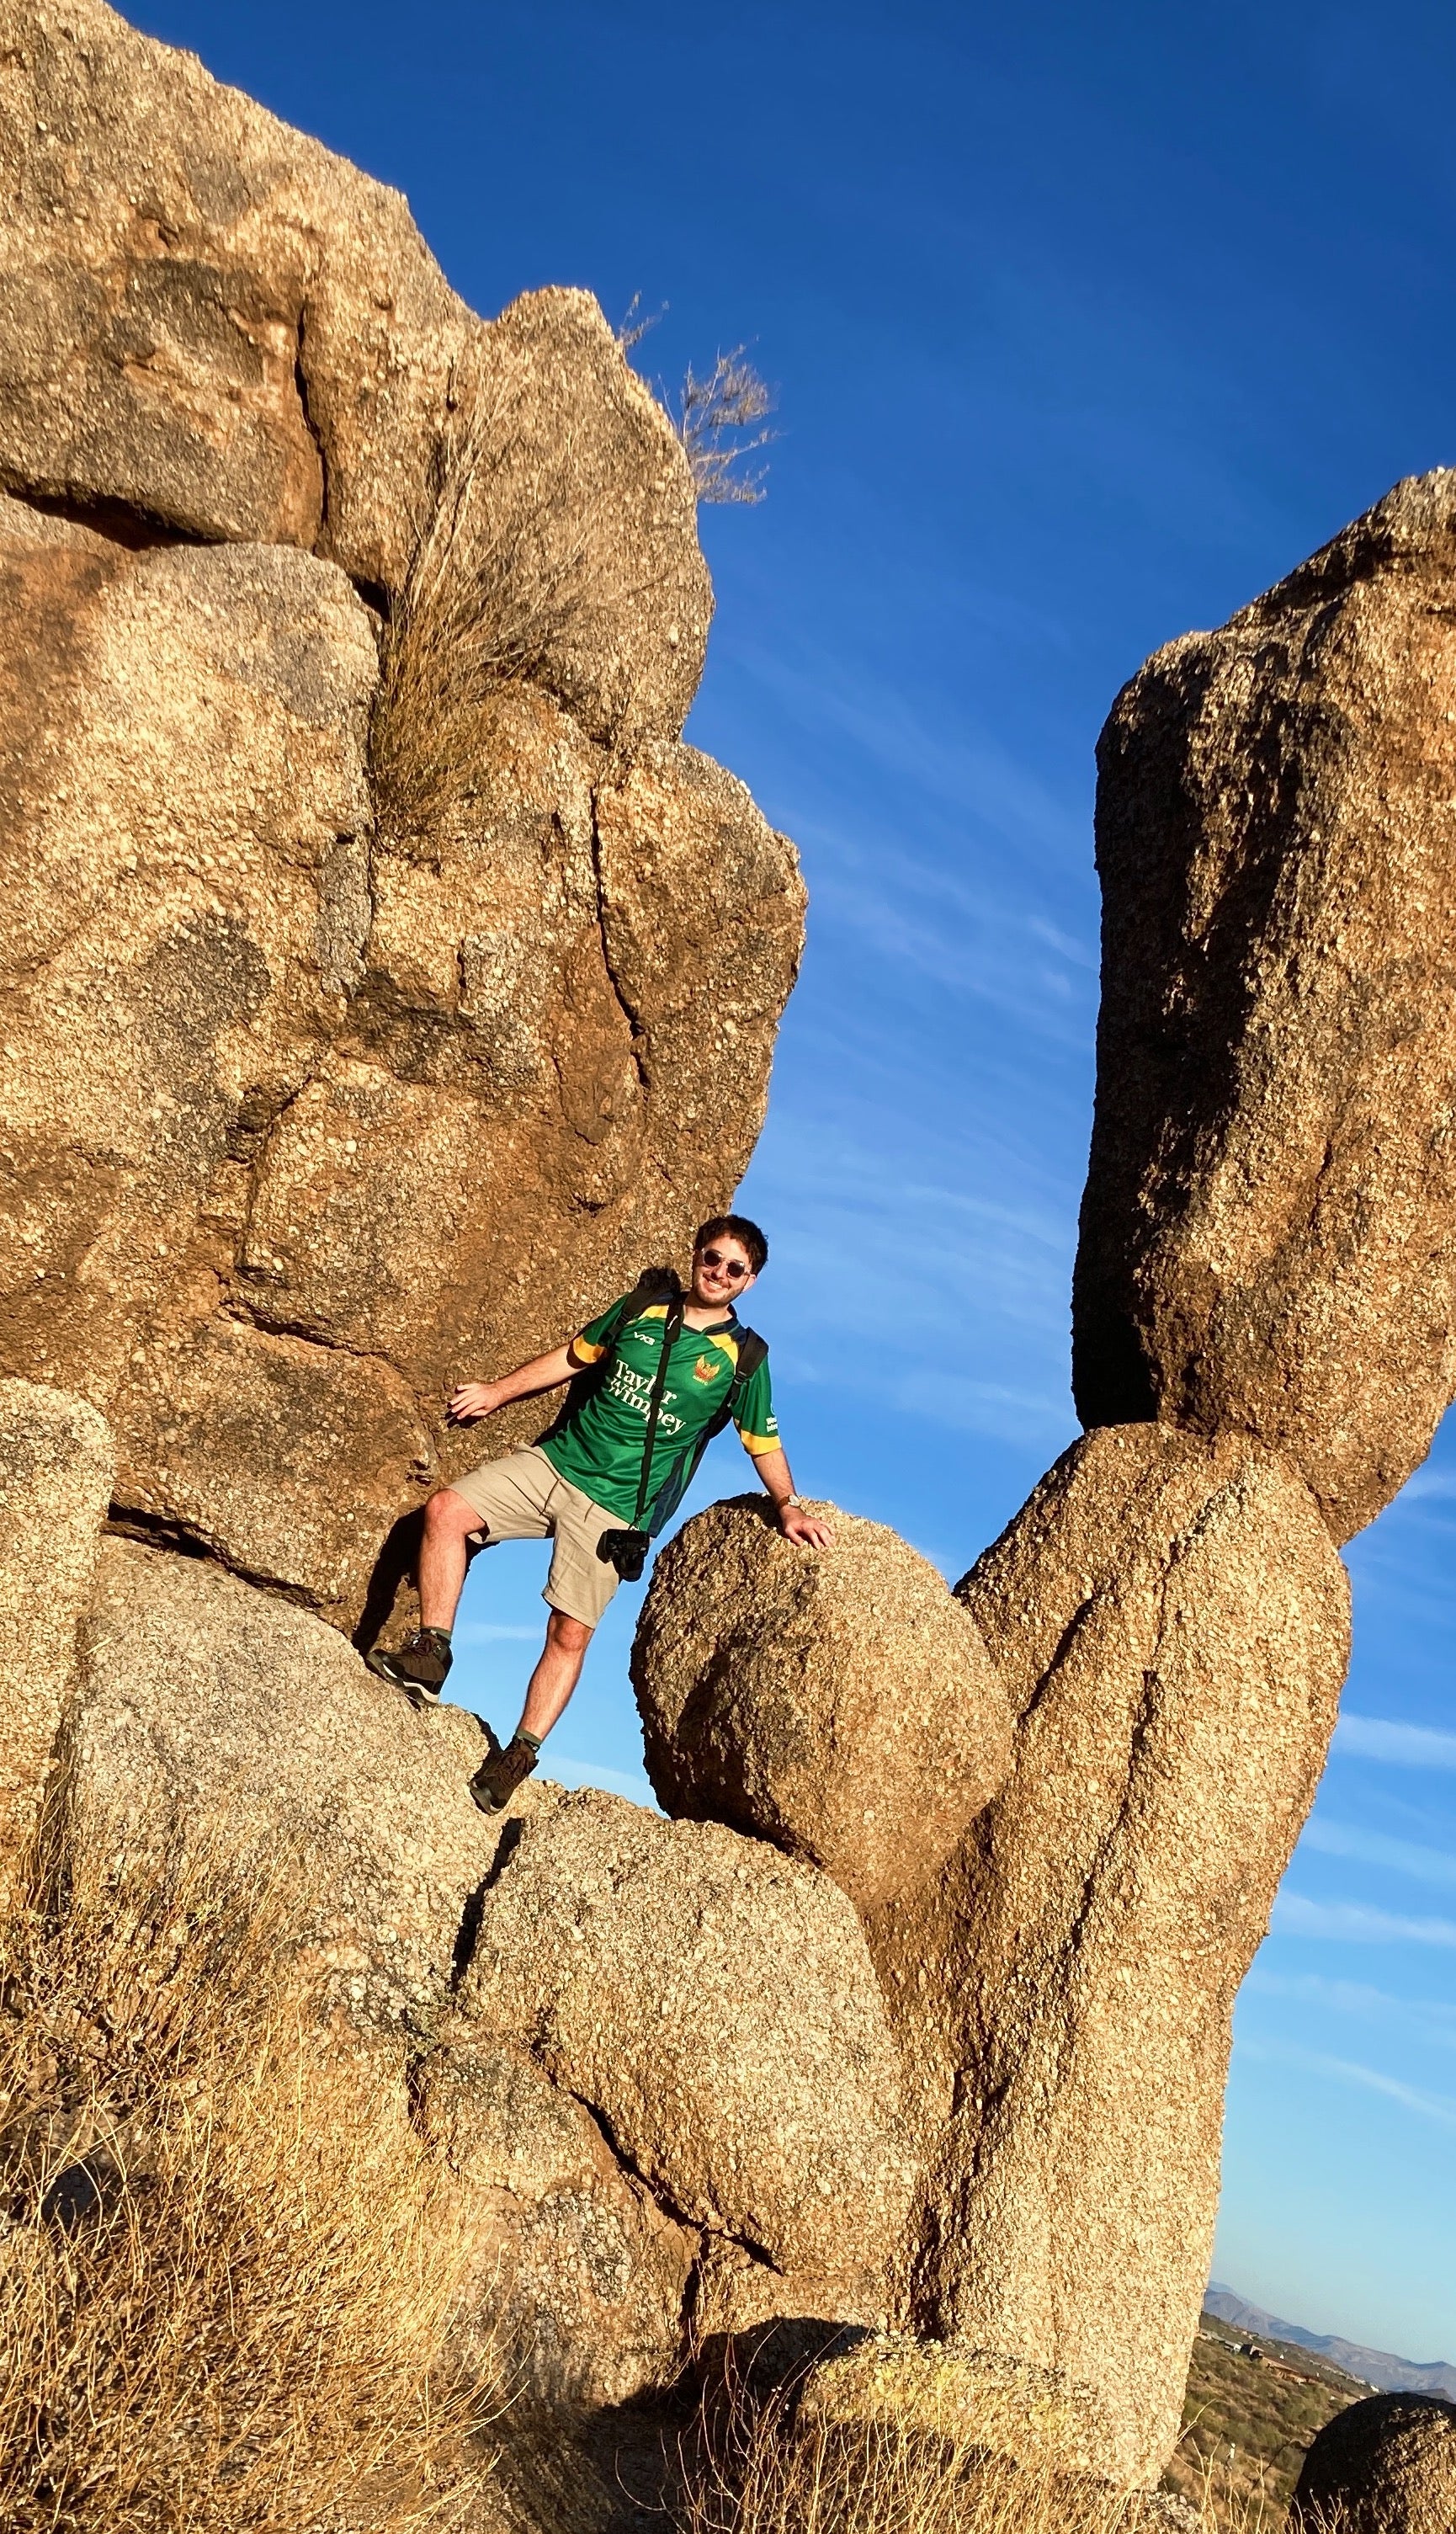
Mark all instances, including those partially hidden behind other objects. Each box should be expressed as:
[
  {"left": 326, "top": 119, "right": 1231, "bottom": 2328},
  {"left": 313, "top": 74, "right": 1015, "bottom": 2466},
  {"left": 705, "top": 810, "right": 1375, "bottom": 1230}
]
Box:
[{"left": 692, "top": 1354, "right": 725, "bottom": 1385}]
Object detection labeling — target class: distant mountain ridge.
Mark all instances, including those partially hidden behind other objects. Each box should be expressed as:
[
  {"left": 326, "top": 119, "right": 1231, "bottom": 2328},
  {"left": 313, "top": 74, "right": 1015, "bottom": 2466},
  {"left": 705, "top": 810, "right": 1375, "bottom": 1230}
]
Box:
[{"left": 1207, "top": 2284, "right": 1456, "bottom": 2401}]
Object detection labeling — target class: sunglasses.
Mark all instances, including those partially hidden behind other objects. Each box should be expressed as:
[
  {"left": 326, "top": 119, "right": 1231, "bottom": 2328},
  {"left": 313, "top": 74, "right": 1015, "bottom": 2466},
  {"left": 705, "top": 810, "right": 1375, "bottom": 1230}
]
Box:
[{"left": 699, "top": 1247, "right": 751, "bottom": 1280}]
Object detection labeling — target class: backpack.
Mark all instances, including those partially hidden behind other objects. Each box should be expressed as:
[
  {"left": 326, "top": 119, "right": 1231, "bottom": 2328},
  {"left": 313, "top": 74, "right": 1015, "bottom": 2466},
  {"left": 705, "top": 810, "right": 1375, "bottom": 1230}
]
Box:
[{"left": 539, "top": 1266, "right": 768, "bottom": 1536}]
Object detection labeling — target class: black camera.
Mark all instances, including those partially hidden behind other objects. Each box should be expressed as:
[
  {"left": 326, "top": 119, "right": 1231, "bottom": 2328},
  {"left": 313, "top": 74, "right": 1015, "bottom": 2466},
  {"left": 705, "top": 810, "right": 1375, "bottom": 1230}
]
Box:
[{"left": 596, "top": 1526, "right": 651, "bottom": 1582}]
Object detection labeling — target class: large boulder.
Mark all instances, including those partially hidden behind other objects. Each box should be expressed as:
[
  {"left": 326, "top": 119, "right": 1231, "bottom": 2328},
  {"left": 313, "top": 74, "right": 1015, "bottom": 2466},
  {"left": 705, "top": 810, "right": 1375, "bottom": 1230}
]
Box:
[
  {"left": 0, "top": 503, "right": 802, "bottom": 1630},
  {"left": 0, "top": 0, "right": 709, "bottom": 746},
  {"left": 0, "top": 0, "right": 463, "bottom": 575},
  {"left": 416, "top": 2023, "right": 696, "bottom": 2409},
  {"left": 1291, "top": 2393, "right": 1456, "bottom": 2533},
  {"left": 0, "top": 10, "right": 790, "bottom": 1632},
  {"left": 633, "top": 1498, "right": 1011, "bottom": 1909},
  {"left": 449, "top": 290, "right": 712, "bottom": 751},
  {"left": 0, "top": 1378, "right": 113, "bottom": 1896},
  {"left": 457, "top": 1786, "right": 914, "bottom": 2307},
  {"left": 864, "top": 1424, "right": 1351, "bottom": 2483},
  {"left": 70, "top": 1537, "right": 497, "bottom": 2033},
  {"left": 1076, "top": 471, "right": 1456, "bottom": 1542},
  {"left": 68, "top": 1543, "right": 908, "bottom": 2409}
]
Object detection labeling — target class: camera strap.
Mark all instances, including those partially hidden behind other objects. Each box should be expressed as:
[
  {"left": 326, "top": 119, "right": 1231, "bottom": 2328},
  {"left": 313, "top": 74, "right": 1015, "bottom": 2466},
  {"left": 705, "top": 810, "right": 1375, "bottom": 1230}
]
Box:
[{"left": 631, "top": 1295, "right": 685, "bottom": 1533}]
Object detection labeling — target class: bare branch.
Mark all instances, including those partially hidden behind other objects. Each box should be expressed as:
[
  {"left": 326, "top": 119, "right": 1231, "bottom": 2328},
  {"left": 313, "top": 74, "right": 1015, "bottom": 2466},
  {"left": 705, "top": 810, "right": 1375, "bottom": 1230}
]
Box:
[
  {"left": 615, "top": 291, "right": 667, "bottom": 354},
  {"left": 671, "top": 348, "right": 778, "bottom": 507}
]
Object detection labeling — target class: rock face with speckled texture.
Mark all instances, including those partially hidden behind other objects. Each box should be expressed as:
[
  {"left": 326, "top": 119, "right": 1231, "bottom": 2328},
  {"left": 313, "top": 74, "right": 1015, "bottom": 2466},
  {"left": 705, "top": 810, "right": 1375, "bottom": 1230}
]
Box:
[
  {"left": 63, "top": 1528, "right": 911, "bottom": 2403},
  {"left": 416, "top": 2022, "right": 698, "bottom": 2409},
  {"left": 0, "top": 1378, "right": 113, "bottom": 1897},
  {"left": 0, "top": 0, "right": 710, "bottom": 738},
  {"left": 457, "top": 1785, "right": 915, "bottom": 2318},
  {"left": 1291, "top": 2393, "right": 1456, "bottom": 2534},
  {"left": 70, "top": 1536, "right": 500, "bottom": 2035},
  {"left": 632, "top": 1496, "right": 1012, "bottom": 1908},
  {"left": 0, "top": 5, "right": 805, "bottom": 1632},
  {"left": 864, "top": 1424, "right": 1350, "bottom": 2485},
  {"left": 1075, "top": 471, "right": 1456, "bottom": 1543}
]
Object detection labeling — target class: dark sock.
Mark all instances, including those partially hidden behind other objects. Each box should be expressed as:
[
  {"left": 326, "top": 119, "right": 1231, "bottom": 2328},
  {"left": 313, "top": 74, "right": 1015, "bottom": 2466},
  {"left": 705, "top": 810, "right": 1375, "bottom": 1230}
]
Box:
[
  {"left": 516, "top": 1728, "right": 542, "bottom": 1752},
  {"left": 420, "top": 1626, "right": 452, "bottom": 1648}
]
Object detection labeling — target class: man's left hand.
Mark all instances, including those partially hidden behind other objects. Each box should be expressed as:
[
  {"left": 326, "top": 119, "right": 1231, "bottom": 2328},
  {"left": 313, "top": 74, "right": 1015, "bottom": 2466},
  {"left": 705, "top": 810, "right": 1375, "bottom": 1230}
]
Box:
[{"left": 778, "top": 1503, "right": 833, "bottom": 1548}]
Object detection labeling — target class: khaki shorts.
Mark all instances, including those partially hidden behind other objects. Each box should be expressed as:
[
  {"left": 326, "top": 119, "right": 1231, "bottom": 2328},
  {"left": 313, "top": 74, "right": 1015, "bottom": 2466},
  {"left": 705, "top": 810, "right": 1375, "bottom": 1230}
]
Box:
[{"left": 448, "top": 1445, "right": 623, "bottom": 1629}]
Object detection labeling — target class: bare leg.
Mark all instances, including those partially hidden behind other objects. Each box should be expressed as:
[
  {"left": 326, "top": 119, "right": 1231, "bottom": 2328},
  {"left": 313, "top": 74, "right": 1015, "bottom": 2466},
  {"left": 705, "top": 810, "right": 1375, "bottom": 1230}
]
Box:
[
  {"left": 417, "top": 1488, "right": 486, "bottom": 1631},
  {"left": 518, "top": 1610, "right": 592, "bottom": 1742}
]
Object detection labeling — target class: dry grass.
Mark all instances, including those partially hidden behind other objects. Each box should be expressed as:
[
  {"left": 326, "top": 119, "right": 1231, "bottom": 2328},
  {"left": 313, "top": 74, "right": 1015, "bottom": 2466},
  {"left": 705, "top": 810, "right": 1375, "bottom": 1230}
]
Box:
[
  {"left": 1166, "top": 2329, "right": 1362, "bottom": 2531},
  {"left": 369, "top": 364, "right": 600, "bottom": 839},
  {"left": 0, "top": 1820, "right": 493, "bottom": 2534},
  {"left": 674, "top": 2367, "right": 1342, "bottom": 2534}
]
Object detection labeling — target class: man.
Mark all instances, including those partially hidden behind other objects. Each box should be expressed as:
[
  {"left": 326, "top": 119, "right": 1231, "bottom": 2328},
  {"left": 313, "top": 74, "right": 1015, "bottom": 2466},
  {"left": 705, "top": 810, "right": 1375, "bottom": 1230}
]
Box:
[{"left": 368, "top": 1215, "right": 832, "bottom": 1811}]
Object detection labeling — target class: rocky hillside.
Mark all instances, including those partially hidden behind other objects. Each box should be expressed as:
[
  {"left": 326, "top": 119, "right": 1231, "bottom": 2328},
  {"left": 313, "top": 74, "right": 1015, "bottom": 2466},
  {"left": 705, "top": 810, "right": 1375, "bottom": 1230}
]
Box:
[
  {"left": 1205, "top": 2286, "right": 1456, "bottom": 2404},
  {"left": 1166, "top": 2318, "right": 1367, "bottom": 2524}
]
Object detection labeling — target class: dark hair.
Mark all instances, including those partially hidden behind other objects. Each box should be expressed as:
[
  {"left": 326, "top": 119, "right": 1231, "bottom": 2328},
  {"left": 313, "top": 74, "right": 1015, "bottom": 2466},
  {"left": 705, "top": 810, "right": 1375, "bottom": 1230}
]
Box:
[{"left": 693, "top": 1213, "right": 768, "bottom": 1275}]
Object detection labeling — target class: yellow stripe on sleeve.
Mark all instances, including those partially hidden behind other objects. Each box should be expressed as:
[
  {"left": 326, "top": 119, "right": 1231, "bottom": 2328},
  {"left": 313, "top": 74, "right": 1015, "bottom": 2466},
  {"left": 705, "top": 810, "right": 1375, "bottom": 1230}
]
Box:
[
  {"left": 569, "top": 1337, "right": 607, "bottom": 1367},
  {"left": 738, "top": 1429, "right": 778, "bottom": 1456}
]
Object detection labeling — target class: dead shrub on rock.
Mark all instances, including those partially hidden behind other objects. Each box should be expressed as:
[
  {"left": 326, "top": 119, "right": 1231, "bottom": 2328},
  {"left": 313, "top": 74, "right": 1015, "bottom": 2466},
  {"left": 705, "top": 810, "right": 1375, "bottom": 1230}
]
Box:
[
  {"left": 672, "top": 349, "right": 776, "bottom": 505},
  {"left": 0, "top": 1816, "right": 494, "bottom": 2534},
  {"left": 370, "top": 359, "right": 601, "bottom": 838}
]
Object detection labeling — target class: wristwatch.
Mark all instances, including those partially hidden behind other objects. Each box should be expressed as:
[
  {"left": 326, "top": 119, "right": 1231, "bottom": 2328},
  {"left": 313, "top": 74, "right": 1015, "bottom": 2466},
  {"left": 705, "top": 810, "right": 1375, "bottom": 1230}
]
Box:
[{"left": 778, "top": 1493, "right": 802, "bottom": 1512}]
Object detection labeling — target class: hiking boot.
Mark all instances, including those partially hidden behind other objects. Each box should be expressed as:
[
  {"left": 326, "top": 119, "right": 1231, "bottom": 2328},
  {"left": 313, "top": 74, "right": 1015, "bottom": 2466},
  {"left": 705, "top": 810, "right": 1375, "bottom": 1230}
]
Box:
[
  {"left": 470, "top": 1731, "right": 540, "bottom": 1813},
  {"left": 365, "top": 1627, "right": 453, "bottom": 1706}
]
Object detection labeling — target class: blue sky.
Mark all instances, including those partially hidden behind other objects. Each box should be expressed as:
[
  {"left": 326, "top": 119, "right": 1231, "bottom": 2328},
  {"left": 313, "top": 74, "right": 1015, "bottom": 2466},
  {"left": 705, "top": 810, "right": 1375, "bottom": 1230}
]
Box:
[{"left": 144, "top": 0, "right": 1456, "bottom": 2363}]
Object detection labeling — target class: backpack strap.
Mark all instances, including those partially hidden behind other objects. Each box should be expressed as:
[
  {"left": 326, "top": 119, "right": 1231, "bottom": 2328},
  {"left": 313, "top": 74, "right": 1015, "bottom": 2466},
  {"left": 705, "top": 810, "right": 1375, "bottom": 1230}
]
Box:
[
  {"left": 631, "top": 1289, "right": 686, "bottom": 1531},
  {"left": 536, "top": 1266, "right": 682, "bottom": 1445},
  {"left": 705, "top": 1326, "right": 768, "bottom": 1442}
]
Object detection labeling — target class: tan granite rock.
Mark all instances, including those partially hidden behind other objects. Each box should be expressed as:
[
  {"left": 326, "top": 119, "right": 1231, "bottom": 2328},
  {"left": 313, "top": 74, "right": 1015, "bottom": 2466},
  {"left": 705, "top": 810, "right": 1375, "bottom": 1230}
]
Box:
[
  {"left": 632, "top": 1496, "right": 1012, "bottom": 1908},
  {"left": 458, "top": 1786, "right": 913, "bottom": 2295},
  {"left": 454, "top": 291, "right": 712, "bottom": 750},
  {"left": 67, "top": 1546, "right": 897, "bottom": 2408},
  {"left": 1075, "top": 470, "right": 1456, "bottom": 1541},
  {"left": 0, "top": 0, "right": 463, "bottom": 572},
  {"left": 595, "top": 742, "right": 807, "bottom": 1175},
  {"left": 796, "top": 2335, "right": 1113, "bottom": 2478},
  {"left": 0, "top": 1378, "right": 113, "bottom": 1895},
  {"left": 0, "top": 1, "right": 709, "bottom": 745},
  {"left": 416, "top": 2023, "right": 696, "bottom": 2409},
  {"left": 1291, "top": 2393, "right": 1456, "bottom": 2534},
  {"left": 864, "top": 1424, "right": 1350, "bottom": 2484},
  {"left": 70, "top": 1537, "right": 498, "bottom": 2034},
  {"left": 0, "top": 500, "right": 802, "bottom": 1626}
]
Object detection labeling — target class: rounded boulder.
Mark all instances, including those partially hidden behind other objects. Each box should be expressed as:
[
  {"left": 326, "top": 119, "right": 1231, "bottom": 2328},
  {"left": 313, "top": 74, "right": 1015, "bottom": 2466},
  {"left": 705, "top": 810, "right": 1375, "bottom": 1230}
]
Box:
[
  {"left": 630, "top": 1496, "right": 1012, "bottom": 1910},
  {"left": 1292, "top": 2393, "right": 1456, "bottom": 2534}
]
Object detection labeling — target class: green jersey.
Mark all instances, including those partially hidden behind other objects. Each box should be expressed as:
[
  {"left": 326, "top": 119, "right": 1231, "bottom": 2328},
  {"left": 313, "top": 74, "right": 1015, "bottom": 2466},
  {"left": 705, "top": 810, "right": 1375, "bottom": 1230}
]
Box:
[{"left": 538, "top": 1295, "right": 777, "bottom": 1530}]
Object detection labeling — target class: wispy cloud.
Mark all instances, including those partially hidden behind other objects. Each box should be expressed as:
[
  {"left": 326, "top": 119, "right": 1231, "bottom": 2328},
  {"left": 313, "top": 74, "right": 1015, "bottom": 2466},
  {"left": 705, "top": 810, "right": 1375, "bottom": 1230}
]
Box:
[
  {"left": 1333, "top": 1714, "right": 1456, "bottom": 1770},
  {"left": 1273, "top": 1893, "right": 1456, "bottom": 1948},
  {"left": 732, "top": 640, "right": 1088, "bottom": 865},
  {"left": 1238, "top": 2036, "right": 1456, "bottom": 2133},
  {"left": 807, "top": 865, "right": 1097, "bottom": 1040},
  {"left": 1391, "top": 1466, "right": 1456, "bottom": 1504},
  {"left": 1301, "top": 1816, "right": 1456, "bottom": 1891},
  {"left": 1245, "top": 1966, "right": 1456, "bottom": 2052},
  {"left": 891, "top": 1368, "right": 1076, "bottom": 1448}
]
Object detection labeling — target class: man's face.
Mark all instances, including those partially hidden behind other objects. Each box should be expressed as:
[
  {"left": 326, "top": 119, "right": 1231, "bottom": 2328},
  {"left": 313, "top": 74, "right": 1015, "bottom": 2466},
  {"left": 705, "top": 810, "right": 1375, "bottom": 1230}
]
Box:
[{"left": 690, "top": 1237, "right": 757, "bottom": 1311}]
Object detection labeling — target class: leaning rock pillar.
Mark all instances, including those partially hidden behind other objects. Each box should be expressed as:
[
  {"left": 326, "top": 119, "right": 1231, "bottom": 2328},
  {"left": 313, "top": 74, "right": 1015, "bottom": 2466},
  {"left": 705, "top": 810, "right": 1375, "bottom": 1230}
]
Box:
[
  {"left": 864, "top": 1423, "right": 1349, "bottom": 2484},
  {"left": 0, "top": 1379, "right": 114, "bottom": 1903}
]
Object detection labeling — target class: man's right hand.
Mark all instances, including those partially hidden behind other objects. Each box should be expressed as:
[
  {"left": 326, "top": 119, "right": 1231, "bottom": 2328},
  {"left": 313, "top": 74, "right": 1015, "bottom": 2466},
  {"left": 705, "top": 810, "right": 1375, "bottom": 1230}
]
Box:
[
  {"left": 445, "top": 1343, "right": 577, "bottom": 1428},
  {"left": 447, "top": 1381, "right": 504, "bottom": 1425}
]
